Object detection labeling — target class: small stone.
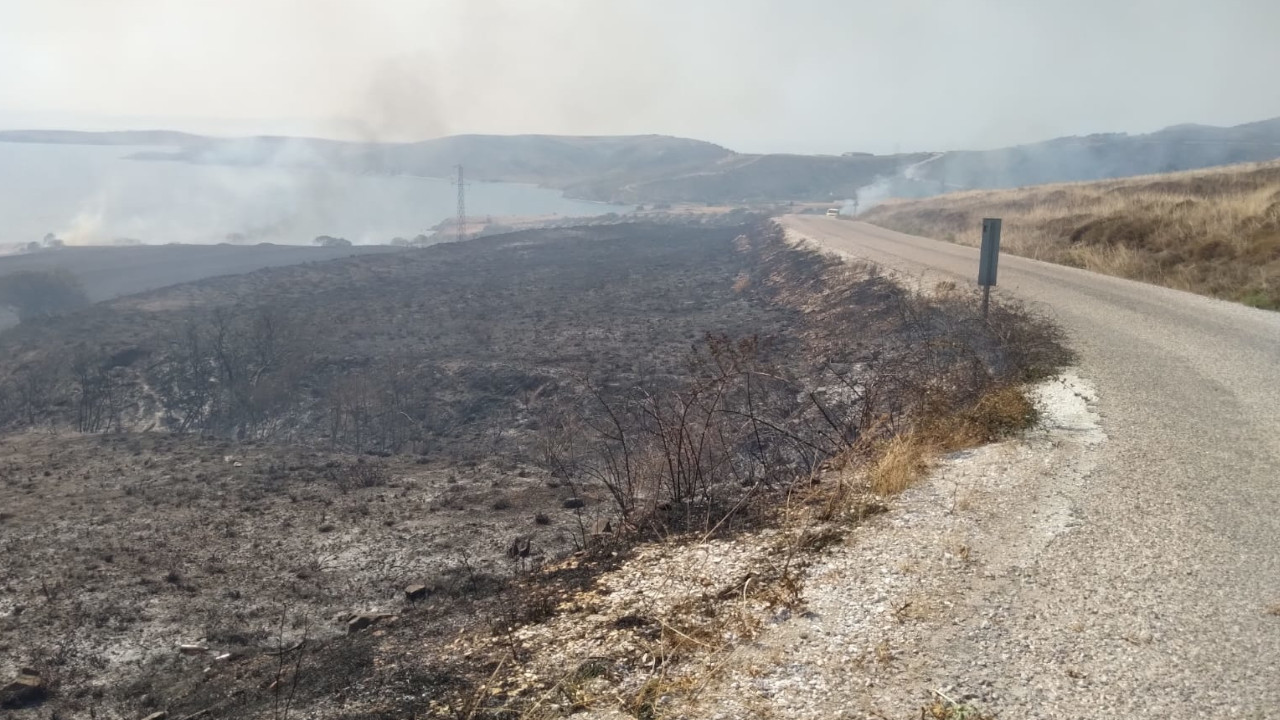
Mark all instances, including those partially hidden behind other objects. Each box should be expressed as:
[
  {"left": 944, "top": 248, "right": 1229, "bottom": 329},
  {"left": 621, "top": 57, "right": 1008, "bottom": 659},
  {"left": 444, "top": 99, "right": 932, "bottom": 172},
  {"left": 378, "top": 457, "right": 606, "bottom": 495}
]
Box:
[
  {"left": 177, "top": 644, "right": 209, "bottom": 655},
  {"left": 405, "top": 583, "right": 429, "bottom": 602},
  {"left": 1, "top": 670, "right": 45, "bottom": 709},
  {"left": 347, "top": 612, "right": 391, "bottom": 634}
]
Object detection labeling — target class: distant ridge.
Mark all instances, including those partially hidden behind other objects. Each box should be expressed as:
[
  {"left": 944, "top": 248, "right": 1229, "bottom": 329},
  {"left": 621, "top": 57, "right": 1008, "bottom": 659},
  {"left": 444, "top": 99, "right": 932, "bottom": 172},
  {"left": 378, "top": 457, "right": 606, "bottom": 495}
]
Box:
[
  {"left": 4, "top": 117, "right": 1280, "bottom": 204},
  {"left": 909, "top": 117, "right": 1280, "bottom": 193},
  {"left": 0, "top": 129, "right": 202, "bottom": 146}
]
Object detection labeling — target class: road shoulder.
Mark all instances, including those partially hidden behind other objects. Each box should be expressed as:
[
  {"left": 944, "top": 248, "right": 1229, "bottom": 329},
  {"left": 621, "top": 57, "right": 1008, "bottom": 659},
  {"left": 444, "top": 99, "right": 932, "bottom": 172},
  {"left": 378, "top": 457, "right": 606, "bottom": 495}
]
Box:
[{"left": 670, "top": 372, "right": 1106, "bottom": 718}]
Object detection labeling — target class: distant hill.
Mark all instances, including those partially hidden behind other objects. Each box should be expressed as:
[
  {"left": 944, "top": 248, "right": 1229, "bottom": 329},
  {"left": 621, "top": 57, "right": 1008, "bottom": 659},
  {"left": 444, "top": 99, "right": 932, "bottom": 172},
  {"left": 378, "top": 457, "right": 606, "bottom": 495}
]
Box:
[
  {"left": 574, "top": 152, "right": 933, "bottom": 205},
  {"left": 4, "top": 117, "right": 1280, "bottom": 204},
  {"left": 109, "top": 132, "right": 736, "bottom": 189},
  {"left": 912, "top": 117, "right": 1280, "bottom": 192},
  {"left": 0, "top": 129, "right": 202, "bottom": 146},
  {"left": 0, "top": 129, "right": 923, "bottom": 203}
]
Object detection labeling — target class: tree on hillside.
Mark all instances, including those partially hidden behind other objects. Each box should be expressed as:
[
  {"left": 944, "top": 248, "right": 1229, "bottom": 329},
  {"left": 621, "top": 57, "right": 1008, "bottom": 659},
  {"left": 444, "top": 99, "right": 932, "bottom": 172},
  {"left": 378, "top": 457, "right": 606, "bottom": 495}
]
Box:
[
  {"left": 313, "top": 235, "right": 352, "bottom": 247},
  {"left": 156, "top": 306, "right": 311, "bottom": 438}
]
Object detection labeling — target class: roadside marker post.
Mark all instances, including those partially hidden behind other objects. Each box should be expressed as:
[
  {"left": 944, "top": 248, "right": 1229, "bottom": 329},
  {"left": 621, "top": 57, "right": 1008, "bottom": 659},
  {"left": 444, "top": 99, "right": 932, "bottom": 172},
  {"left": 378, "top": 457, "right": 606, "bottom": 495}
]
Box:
[{"left": 978, "top": 217, "right": 1002, "bottom": 317}]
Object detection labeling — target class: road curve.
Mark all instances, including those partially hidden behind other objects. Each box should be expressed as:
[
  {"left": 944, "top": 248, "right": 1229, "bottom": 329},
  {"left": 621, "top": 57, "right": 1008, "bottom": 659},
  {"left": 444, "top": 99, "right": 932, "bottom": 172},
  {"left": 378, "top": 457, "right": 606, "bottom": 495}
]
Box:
[{"left": 783, "top": 215, "right": 1280, "bottom": 716}]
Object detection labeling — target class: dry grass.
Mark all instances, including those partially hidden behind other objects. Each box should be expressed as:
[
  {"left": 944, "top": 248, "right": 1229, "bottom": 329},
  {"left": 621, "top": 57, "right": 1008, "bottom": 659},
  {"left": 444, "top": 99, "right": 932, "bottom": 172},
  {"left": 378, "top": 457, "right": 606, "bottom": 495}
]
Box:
[
  {"left": 868, "top": 384, "right": 1038, "bottom": 496},
  {"left": 869, "top": 432, "right": 932, "bottom": 495},
  {"left": 935, "top": 384, "right": 1038, "bottom": 449},
  {"left": 861, "top": 160, "right": 1280, "bottom": 308}
]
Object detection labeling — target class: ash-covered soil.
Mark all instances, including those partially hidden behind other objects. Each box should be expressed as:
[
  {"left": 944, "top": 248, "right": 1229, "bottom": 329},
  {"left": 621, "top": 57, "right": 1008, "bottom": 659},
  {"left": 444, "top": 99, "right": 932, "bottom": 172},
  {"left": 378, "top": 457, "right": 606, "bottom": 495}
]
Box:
[
  {"left": 1, "top": 221, "right": 810, "bottom": 719},
  {"left": 0, "top": 431, "right": 590, "bottom": 718},
  {"left": 0, "top": 243, "right": 396, "bottom": 330},
  {"left": 0, "top": 220, "right": 1067, "bottom": 719},
  {"left": 0, "top": 222, "right": 802, "bottom": 459}
]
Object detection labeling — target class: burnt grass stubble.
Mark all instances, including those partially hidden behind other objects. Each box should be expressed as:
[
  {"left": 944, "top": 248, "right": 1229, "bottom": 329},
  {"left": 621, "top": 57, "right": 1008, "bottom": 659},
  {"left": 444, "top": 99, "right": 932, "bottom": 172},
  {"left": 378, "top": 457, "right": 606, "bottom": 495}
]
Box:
[{"left": 0, "top": 220, "right": 1068, "bottom": 719}]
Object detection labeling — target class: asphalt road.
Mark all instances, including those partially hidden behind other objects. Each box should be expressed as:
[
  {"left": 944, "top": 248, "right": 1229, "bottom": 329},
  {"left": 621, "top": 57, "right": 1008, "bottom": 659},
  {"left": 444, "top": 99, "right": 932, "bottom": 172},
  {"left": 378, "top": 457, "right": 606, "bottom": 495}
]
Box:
[{"left": 783, "top": 215, "right": 1280, "bottom": 715}]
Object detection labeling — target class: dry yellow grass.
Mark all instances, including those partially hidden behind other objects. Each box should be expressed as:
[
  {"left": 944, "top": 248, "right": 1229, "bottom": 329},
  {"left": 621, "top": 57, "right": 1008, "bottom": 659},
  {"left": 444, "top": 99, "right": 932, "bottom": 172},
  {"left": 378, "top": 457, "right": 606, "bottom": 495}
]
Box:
[
  {"left": 940, "top": 385, "right": 1038, "bottom": 448},
  {"left": 868, "top": 384, "right": 1038, "bottom": 496},
  {"left": 869, "top": 432, "right": 932, "bottom": 495},
  {"left": 861, "top": 160, "right": 1280, "bottom": 308}
]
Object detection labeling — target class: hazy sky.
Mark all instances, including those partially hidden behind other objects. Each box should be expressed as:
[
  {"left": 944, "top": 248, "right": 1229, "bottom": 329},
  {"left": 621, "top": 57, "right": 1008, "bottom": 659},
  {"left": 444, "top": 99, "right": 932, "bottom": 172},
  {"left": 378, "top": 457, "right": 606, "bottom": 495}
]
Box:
[{"left": 2, "top": 0, "right": 1278, "bottom": 154}]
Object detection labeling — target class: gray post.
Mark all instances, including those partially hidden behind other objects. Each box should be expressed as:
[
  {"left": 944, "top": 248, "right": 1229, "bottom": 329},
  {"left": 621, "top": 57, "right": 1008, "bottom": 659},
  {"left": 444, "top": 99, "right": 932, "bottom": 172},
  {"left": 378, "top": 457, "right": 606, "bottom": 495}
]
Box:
[{"left": 978, "top": 218, "right": 1002, "bottom": 318}]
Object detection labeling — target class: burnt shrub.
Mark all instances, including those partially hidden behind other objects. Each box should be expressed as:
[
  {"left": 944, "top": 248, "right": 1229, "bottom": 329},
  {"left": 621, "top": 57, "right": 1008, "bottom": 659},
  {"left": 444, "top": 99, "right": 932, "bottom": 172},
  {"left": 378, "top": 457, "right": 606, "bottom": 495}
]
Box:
[{"left": 325, "top": 459, "right": 389, "bottom": 493}]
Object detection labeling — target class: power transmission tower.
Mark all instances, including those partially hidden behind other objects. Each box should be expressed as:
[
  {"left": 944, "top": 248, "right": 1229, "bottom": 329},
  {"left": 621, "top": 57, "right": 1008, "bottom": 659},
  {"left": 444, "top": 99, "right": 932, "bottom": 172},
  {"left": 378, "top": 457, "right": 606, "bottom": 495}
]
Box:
[{"left": 452, "top": 164, "right": 467, "bottom": 242}]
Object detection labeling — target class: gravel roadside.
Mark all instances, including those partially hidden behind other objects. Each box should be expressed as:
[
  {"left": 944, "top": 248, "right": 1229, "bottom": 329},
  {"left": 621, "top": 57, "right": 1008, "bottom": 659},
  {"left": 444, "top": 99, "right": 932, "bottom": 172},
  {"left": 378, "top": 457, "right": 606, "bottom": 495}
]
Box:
[
  {"left": 674, "top": 373, "right": 1113, "bottom": 718},
  {"left": 751, "top": 217, "right": 1280, "bottom": 719}
]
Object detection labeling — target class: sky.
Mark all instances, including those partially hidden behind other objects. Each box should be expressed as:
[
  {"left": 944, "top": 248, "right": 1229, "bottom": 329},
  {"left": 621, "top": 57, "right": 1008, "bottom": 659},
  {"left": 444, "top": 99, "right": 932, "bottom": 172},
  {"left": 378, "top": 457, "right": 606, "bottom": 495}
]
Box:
[{"left": 2, "top": 0, "right": 1279, "bottom": 155}]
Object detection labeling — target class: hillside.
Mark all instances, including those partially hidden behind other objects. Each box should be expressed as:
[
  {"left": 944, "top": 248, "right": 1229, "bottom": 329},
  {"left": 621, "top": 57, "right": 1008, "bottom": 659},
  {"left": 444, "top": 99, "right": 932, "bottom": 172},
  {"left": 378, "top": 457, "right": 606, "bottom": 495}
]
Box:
[
  {"left": 146, "top": 135, "right": 933, "bottom": 205},
  {"left": 910, "top": 117, "right": 1280, "bottom": 193},
  {"left": 0, "top": 130, "right": 738, "bottom": 197},
  {"left": 579, "top": 151, "right": 933, "bottom": 205},
  {"left": 0, "top": 243, "right": 395, "bottom": 330},
  {"left": 127, "top": 132, "right": 736, "bottom": 190},
  {"left": 0, "top": 129, "right": 923, "bottom": 204},
  {"left": 859, "top": 160, "right": 1280, "bottom": 308},
  {"left": 6, "top": 116, "right": 1280, "bottom": 206}
]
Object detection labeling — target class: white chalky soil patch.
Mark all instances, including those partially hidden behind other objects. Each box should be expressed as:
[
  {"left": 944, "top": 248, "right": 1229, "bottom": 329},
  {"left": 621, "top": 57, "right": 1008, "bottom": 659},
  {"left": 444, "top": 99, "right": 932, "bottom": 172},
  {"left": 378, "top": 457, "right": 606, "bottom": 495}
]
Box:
[{"left": 1031, "top": 371, "right": 1105, "bottom": 446}]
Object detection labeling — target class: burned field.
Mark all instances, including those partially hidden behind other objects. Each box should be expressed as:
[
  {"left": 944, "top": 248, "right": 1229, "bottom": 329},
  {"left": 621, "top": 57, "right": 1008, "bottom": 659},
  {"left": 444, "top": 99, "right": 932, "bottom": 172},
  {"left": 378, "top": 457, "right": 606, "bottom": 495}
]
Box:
[
  {"left": 0, "top": 433, "right": 572, "bottom": 716},
  {"left": 0, "top": 221, "right": 1066, "bottom": 719},
  {"left": 0, "top": 243, "right": 397, "bottom": 331},
  {"left": 0, "top": 223, "right": 795, "bottom": 455}
]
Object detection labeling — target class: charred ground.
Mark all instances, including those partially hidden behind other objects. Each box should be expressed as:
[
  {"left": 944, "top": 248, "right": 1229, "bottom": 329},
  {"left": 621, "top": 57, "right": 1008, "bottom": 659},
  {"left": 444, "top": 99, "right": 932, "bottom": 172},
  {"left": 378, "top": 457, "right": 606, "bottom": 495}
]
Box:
[{"left": 0, "top": 220, "right": 1067, "bottom": 719}]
